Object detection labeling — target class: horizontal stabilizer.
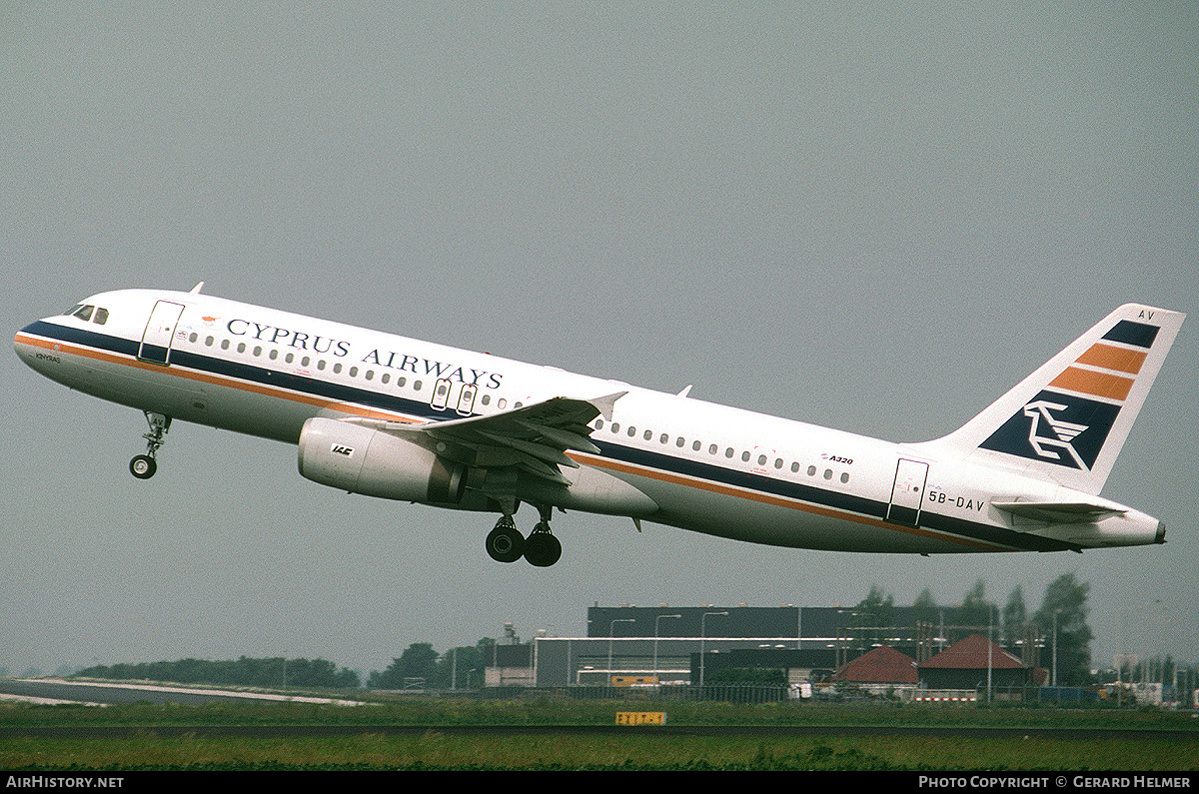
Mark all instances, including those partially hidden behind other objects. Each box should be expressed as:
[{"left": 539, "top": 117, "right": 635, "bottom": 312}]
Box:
[{"left": 992, "top": 499, "right": 1125, "bottom": 525}]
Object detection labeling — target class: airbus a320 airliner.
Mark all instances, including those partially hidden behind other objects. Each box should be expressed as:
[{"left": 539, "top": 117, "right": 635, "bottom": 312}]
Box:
[{"left": 14, "top": 286, "right": 1183, "bottom": 567}]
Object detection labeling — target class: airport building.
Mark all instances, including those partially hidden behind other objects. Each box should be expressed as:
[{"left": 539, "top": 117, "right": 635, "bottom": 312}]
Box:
[{"left": 523, "top": 604, "right": 1013, "bottom": 687}]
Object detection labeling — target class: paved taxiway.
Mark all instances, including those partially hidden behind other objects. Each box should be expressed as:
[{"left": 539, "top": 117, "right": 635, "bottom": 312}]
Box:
[{"left": 0, "top": 678, "right": 361, "bottom": 707}]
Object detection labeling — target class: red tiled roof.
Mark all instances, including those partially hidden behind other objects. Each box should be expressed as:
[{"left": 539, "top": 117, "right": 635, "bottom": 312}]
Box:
[
  {"left": 837, "top": 644, "right": 918, "bottom": 683},
  {"left": 921, "top": 634, "right": 1026, "bottom": 670}
]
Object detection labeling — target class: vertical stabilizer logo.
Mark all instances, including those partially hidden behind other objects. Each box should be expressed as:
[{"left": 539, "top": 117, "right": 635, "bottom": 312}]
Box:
[
  {"left": 981, "top": 391, "right": 1119, "bottom": 470},
  {"left": 1021, "top": 399, "right": 1090, "bottom": 469},
  {"left": 979, "top": 316, "right": 1158, "bottom": 470}
]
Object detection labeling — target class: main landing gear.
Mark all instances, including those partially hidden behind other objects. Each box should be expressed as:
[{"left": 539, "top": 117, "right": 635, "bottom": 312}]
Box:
[
  {"left": 485, "top": 505, "right": 562, "bottom": 567},
  {"left": 129, "top": 411, "right": 171, "bottom": 479}
]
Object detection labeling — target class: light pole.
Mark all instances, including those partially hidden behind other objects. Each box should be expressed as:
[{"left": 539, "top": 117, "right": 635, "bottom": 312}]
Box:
[
  {"left": 608, "top": 618, "right": 634, "bottom": 686},
  {"left": 1051, "top": 610, "right": 1061, "bottom": 687},
  {"left": 701, "top": 611, "right": 728, "bottom": 687},
  {"left": 654, "top": 614, "right": 681, "bottom": 684}
]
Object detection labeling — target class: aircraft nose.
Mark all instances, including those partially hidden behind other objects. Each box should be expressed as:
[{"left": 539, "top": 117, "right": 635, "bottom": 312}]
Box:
[
  {"left": 1155, "top": 520, "right": 1166, "bottom": 544},
  {"left": 14, "top": 323, "right": 33, "bottom": 357},
  {"left": 14, "top": 320, "right": 48, "bottom": 369}
]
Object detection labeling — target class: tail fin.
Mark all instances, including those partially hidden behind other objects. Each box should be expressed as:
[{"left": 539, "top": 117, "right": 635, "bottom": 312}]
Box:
[{"left": 927, "top": 304, "right": 1184, "bottom": 495}]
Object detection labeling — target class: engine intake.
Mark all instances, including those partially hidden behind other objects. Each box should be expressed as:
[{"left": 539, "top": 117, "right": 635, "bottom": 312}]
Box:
[{"left": 298, "top": 417, "right": 465, "bottom": 504}]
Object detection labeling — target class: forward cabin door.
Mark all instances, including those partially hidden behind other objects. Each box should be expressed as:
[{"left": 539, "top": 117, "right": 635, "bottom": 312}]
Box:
[
  {"left": 139, "top": 300, "right": 185, "bottom": 365},
  {"left": 887, "top": 458, "right": 929, "bottom": 527}
]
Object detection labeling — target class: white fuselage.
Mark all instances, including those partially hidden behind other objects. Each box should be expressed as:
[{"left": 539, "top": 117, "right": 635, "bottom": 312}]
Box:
[{"left": 14, "top": 288, "right": 1164, "bottom": 555}]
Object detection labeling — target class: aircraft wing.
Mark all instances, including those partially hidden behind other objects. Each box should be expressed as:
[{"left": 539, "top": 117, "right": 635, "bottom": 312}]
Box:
[{"left": 342, "top": 392, "right": 625, "bottom": 486}]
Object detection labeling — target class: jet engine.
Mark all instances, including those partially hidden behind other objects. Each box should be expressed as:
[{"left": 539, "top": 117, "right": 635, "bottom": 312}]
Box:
[{"left": 297, "top": 417, "right": 465, "bottom": 504}]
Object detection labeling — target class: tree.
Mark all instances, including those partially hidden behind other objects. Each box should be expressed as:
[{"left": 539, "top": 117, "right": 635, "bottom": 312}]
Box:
[
  {"left": 369, "top": 643, "right": 441, "bottom": 690},
  {"left": 1034, "top": 572, "right": 1093, "bottom": 686},
  {"left": 436, "top": 638, "right": 495, "bottom": 689},
  {"left": 1002, "top": 586, "right": 1027, "bottom": 646},
  {"left": 912, "top": 588, "right": 938, "bottom": 626},
  {"left": 961, "top": 579, "right": 997, "bottom": 629},
  {"left": 857, "top": 584, "right": 895, "bottom": 627}
]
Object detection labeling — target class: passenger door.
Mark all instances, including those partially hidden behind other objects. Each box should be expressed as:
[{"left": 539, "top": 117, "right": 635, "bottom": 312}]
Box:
[
  {"left": 887, "top": 458, "right": 929, "bottom": 527},
  {"left": 138, "top": 301, "right": 185, "bottom": 365}
]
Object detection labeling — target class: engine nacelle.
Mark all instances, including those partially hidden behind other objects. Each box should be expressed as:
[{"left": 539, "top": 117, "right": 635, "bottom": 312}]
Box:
[{"left": 298, "top": 417, "right": 465, "bottom": 504}]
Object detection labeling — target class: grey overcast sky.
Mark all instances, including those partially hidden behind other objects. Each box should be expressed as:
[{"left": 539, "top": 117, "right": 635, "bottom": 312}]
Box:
[{"left": 3, "top": 2, "right": 1196, "bottom": 679}]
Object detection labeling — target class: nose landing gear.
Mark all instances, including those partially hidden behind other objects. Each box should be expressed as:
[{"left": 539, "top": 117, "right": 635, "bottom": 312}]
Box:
[{"left": 130, "top": 411, "right": 171, "bottom": 480}]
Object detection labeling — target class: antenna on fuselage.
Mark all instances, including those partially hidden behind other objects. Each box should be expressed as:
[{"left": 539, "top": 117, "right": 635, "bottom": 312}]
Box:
[{"left": 189, "top": 282, "right": 205, "bottom": 294}]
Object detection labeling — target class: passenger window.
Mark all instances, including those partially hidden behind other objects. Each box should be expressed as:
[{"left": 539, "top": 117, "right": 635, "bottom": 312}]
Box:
[{"left": 840, "top": 473, "right": 850, "bottom": 483}]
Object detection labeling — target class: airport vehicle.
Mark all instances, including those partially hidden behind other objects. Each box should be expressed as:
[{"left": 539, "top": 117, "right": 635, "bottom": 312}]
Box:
[{"left": 14, "top": 286, "right": 1183, "bottom": 566}]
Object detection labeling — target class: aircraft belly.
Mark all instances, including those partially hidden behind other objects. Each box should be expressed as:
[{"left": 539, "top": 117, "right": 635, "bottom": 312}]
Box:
[
  {"left": 602, "top": 466, "right": 1011, "bottom": 554},
  {"left": 78, "top": 349, "right": 311, "bottom": 443}
]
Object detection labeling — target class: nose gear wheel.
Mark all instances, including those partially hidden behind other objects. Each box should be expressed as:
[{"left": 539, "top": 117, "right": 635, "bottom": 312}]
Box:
[{"left": 129, "top": 411, "right": 171, "bottom": 479}]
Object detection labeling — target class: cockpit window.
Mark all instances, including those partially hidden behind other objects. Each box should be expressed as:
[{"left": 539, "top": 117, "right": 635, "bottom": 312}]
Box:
[{"left": 65, "top": 304, "right": 109, "bottom": 325}]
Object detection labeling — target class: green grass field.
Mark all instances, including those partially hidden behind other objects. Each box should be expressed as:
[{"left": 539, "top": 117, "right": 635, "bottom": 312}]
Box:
[{"left": 3, "top": 697, "right": 1197, "bottom": 771}]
